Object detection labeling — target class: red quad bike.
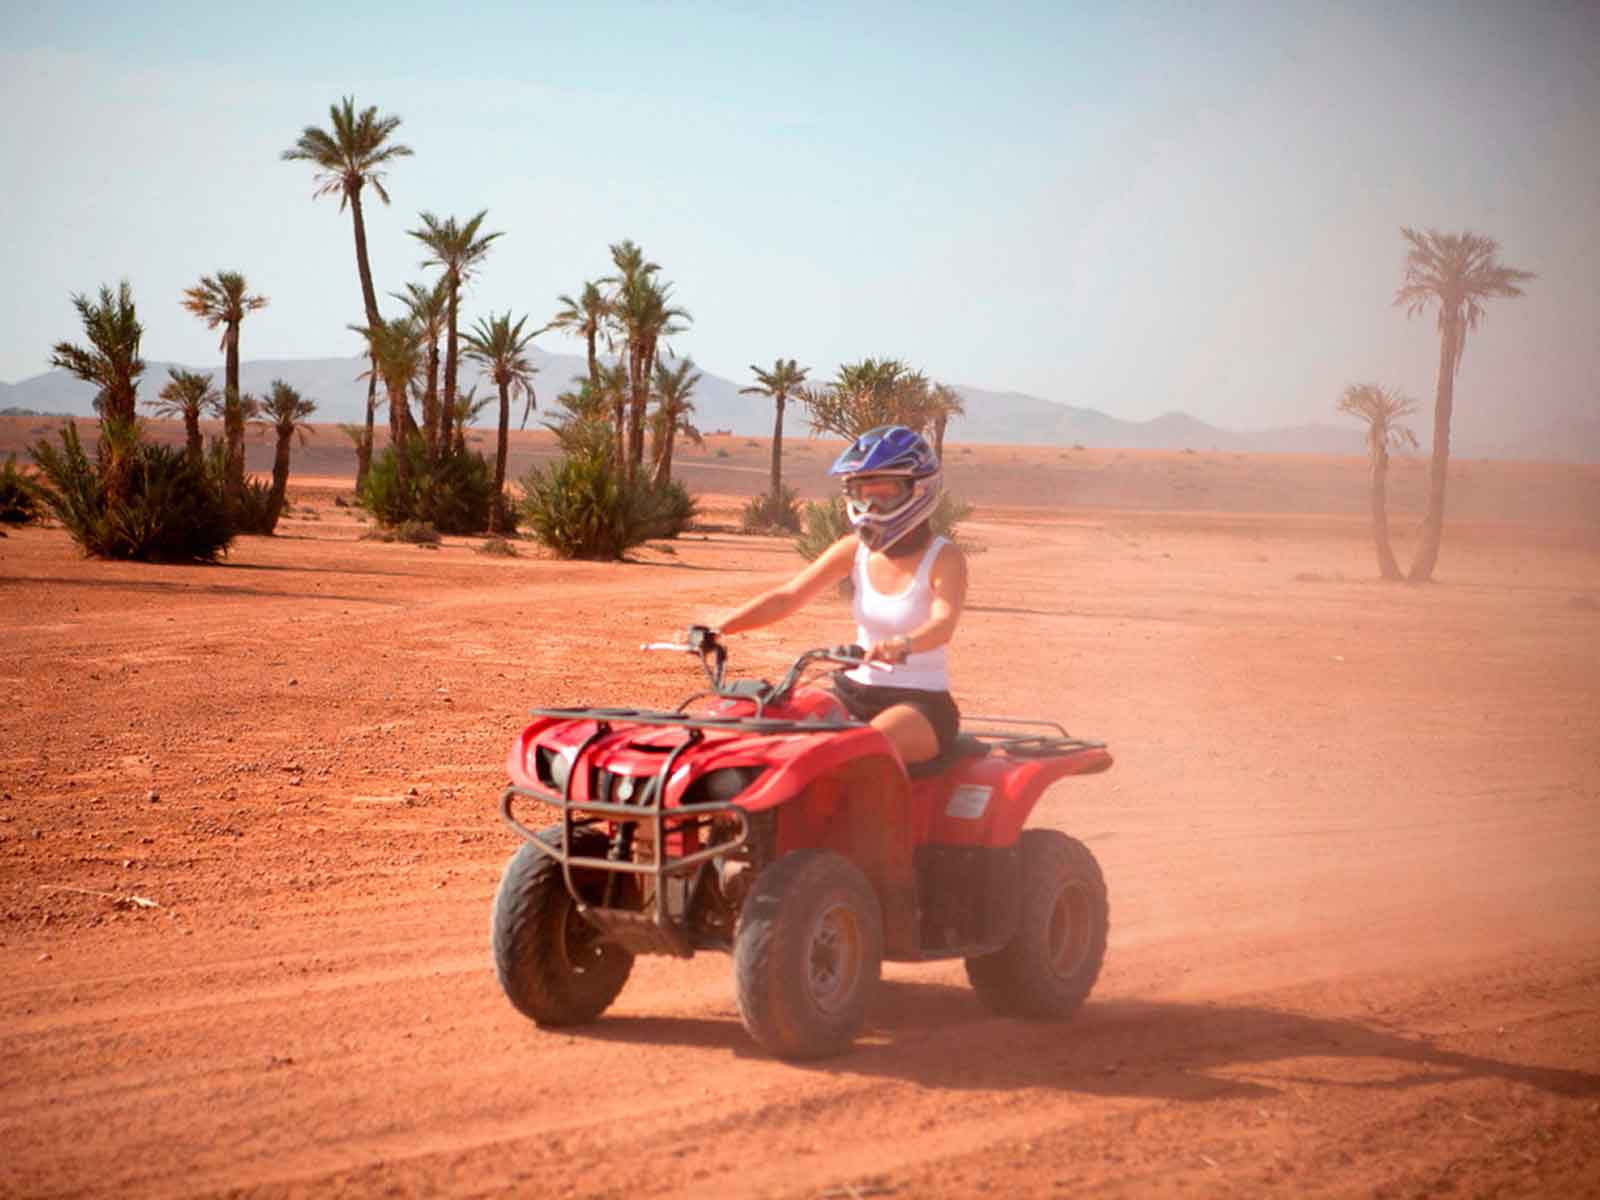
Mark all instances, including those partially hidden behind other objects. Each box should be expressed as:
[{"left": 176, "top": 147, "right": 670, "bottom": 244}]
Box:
[{"left": 492, "top": 627, "right": 1113, "bottom": 1060}]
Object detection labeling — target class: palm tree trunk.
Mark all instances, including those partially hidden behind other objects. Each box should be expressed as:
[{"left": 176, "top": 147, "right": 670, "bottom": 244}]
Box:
[
  {"left": 654, "top": 421, "right": 676, "bottom": 487},
  {"left": 770, "top": 395, "right": 784, "bottom": 498},
  {"left": 585, "top": 330, "right": 599, "bottom": 391},
  {"left": 1369, "top": 446, "right": 1403, "bottom": 580},
  {"left": 441, "top": 279, "right": 459, "bottom": 457},
  {"left": 184, "top": 412, "right": 203, "bottom": 465},
  {"left": 493, "top": 378, "right": 510, "bottom": 533},
  {"left": 1408, "top": 312, "right": 1459, "bottom": 582},
  {"left": 357, "top": 366, "right": 376, "bottom": 491},
  {"left": 423, "top": 340, "right": 440, "bottom": 465},
  {"left": 934, "top": 414, "right": 947, "bottom": 464},
  {"left": 388, "top": 379, "right": 410, "bottom": 491},
  {"left": 627, "top": 343, "right": 649, "bottom": 480},
  {"left": 350, "top": 187, "right": 381, "bottom": 329},
  {"left": 267, "top": 429, "right": 292, "bottom": 532},
  {"left": 223, "top": 325, "right": 244, "bottom": 514}
]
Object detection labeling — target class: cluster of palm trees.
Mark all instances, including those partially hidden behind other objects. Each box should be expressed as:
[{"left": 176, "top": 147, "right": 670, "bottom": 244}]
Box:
[
  {"left": 545, "top": 240, "right": 698, "bottom": 487},
  {"left": 1341, "top": 228, "right": 1532, "bottom": 582}
]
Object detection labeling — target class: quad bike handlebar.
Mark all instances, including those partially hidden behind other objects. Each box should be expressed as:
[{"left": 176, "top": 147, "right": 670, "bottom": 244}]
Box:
[{"left": 642, "top": 626, "right": 865, "bottom": 714}]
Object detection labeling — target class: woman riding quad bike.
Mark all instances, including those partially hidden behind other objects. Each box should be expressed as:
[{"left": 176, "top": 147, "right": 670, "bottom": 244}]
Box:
[{"left": 492, "top": 428, "right": 1112, "bottom": 1058}]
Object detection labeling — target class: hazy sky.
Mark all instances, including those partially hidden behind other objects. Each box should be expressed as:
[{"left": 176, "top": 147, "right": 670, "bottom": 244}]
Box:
[{"left": 3, "top": 1, "right": 1595, "bottom": 441}]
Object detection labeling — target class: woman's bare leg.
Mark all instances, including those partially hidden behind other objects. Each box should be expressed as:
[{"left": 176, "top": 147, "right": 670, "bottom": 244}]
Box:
[{"left": 870, "top": 704, "right": 940, "bottom": 765}]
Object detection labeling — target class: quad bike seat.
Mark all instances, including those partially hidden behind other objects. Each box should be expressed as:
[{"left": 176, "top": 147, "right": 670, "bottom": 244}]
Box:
[{"left": 906, "top": 732, "right": 991, "bottom": 781}]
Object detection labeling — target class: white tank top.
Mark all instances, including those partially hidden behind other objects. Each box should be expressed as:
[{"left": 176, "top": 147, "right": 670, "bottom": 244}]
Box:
[{"left": 846, "top": 535, "right": 951, "bottom": 692}]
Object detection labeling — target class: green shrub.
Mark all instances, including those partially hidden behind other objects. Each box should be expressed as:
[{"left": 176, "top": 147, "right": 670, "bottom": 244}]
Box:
[
  {"left": 741, "top": 486, "right": 802, "bottom": 534},
  {"left": 30, "top": 422, "right": 231, "bottom": 562},
  {"left": 0, "top": 455, "right": 44, "bottom": 524},
  {"left": 360, "top": 438, "right": 494, "bottom": 535},
  {"left": 794, "top": 494, "right": 853, "bottom": 561},
  {"left": 645, "top": 478, "right": 698, "bottom": 540},
  {"left": 476, "top": 536, "right": 519, "bottom": 557},
  {"left": 519, "top": 456, "right": 695, "bottom": 560},
  {"left": 233, "top": 476, "right": 278, "bottom": 535}
]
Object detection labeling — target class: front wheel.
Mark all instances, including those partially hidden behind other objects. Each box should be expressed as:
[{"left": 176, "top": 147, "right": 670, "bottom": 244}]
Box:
[
  {"left": 734, "top": 849, "right": 883, "bottom": 1060},
  {"left": 491, "top": 826, "right": 635, "bottom": 1027},
  {"left": 965, "top": 829, "right": 1108, "bottom": 1020}
]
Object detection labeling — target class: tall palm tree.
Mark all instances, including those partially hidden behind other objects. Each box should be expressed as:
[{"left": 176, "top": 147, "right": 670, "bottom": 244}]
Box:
[
  {"left": 650, "top": 354, "right": 702, "bottom": 486},
  {"left": 148, "top": 368, "right": 219, "bottom": 464},
  {"left": 612, "top": 273, "right": 690, "bottom": 479},
  {"left": 1394, "top": 227, "right": 1533, "bottom": 582},
  {"left": 351, "top": 315, "right": 422, "bottom": 491},
  {"left": 462, "top": 311, "right": 539, "bottom": 532},
  {"left": 739, "top": 358, "right": 809, "bottom": 500},
  {"left": 256, "top": 379, "right": 318, "bottom": 530},
  {"left": 928, "top": 383, "right": 966, "bottom": 464},
  {"left": 392, "top": 277, "right": 450, "bottom": 463},
  {"left": 50, "top": 281, "right": 146, "bottom": 502},
  {"left": 548, "top": 281, "right": 611, "bottom": 392},
  {"left": 409, "top": 210, "right": 502, "bottom": 458},
  {"left": 180, "top": 271, "right": 267, "bottom": 513},
  {"left": 282, "top": 98, "right": 412, "bottom": 492},
  {"left": 1337, "top": 383, "right": 1419, "bottom": 581}
]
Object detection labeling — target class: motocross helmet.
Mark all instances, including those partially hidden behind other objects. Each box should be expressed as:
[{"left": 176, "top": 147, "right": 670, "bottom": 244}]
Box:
[{"left": 828, "top": 424, "right": 941, "bottom": 551}]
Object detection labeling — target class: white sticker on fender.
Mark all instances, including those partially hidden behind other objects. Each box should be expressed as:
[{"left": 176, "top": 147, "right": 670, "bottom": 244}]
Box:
[{"left": 946, "top": 784, "right": 992, "bottom": 820}]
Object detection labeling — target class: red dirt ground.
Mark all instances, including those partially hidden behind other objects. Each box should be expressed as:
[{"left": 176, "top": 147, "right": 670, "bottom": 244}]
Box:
[{"left": 2, "top": 433, "right": 1599, "bottom": 1198}]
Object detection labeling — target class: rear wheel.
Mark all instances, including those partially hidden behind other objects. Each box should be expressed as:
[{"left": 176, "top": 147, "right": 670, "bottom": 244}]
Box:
[
  {"left": 491, "top": 826, "right": 635, "bottom": 1026},
  {"left": 965, "top": 829, "right": 1107, "bottom": 1019},
  {"left": 734, "top": 849, "right": 883, "bottom": 1060}
]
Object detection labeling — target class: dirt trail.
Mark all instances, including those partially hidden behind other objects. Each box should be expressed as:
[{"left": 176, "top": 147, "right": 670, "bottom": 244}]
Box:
[{"left": 3, "top": 485, "right": 1599, "bottom": 1198}]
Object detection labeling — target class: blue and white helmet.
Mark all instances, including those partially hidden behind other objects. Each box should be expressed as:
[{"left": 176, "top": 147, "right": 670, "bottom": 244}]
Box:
[{"left": 828, "top": 425, "right": 941, "bottom": 551}]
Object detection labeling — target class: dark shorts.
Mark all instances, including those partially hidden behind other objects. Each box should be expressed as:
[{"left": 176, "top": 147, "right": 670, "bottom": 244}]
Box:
[{"left": 831, "top": 671, "right": 962, "bottom": 760}]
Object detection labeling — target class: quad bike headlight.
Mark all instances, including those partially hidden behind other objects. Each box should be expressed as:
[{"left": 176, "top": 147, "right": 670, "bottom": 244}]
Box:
[{"left": 534, "top": 745, "right": 574, "bottom": 794}]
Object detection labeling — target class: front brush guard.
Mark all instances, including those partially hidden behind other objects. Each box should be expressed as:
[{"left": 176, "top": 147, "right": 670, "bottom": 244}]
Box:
[{"left": 501, "top": 712, "right": 800, "bottom": 958}]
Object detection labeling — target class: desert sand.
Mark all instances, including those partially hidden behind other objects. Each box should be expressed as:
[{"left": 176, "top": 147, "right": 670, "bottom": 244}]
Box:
[{"left": 2, "top": 426, "right": 1599, "bottom": 1198}]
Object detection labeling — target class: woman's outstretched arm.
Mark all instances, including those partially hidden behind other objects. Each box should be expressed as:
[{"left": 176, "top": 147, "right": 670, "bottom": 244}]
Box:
[{"left": 713, "top": 535, "right": 857, "bottom": 636}]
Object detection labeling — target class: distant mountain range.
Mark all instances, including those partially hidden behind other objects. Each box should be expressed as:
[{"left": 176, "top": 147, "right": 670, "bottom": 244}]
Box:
[{"left": 3, "top": 351, "right": 1595, "bottom": 462}]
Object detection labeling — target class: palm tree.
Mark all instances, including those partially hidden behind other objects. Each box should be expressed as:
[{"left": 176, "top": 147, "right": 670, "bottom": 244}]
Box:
[
  {"left": 928, "top": 383, "right": 966, "bottom": 464},
  {"left": 462, "top": 311, "right": 539, "bottom": 532},
  {"left": 282, "top": 98, "right": 412, "bottom": 492},
  {"left": 1394, "top": 228, "right": 1533, "bottom": 582},
  {"left": 351, "top": 316, "right": 422, "bottom": 491},
  {"left": 180, "top": 272, "right": 267, "bottom": 513},
  {"left": 739, "top": 359, "right": 809, "bottom": 501},
  {"left": 51, "top": 281, "right": 145, "bottom": 428},
  {"left": 650, "top": 354, "right": 702, "bottom": 486},
  {"left": 409, "top": 210, "right": 502, "bottom": 458},
  {"left": 50, "top": 281, "right": 146, "bottom": 502},
  {"left": 612, "top": 272, "right": 690, "bottom": 479},
  {"left": 256, "top": 379, "right": 317, "bottom": 529},
  {"left": 392, "top": 277, "right": 450, "bottom": 462},
  {"left": 1337, "top": 383, "right": 1419, "bottom": 581},
  {"left": 148, "top": 368, "right": 219, "bottom": 464},
  {"left": 804, "top": 358, "right": 931, "bottom": 440},
  {"left": 548, "top": 281, "right": 611, "bottom": 392},
  {"left": 452, "top": 386, "right": 492, "bottom": 457}
]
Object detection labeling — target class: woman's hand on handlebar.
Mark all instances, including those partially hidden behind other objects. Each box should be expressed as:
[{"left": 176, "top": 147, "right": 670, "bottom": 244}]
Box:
[{"left": 865, "top": 636, "right": 911, "bottom": 665}]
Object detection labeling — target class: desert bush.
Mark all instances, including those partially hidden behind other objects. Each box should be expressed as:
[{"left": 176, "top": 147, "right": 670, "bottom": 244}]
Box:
[
  {"left": 233, "top": 476, "right": 278, "bottom": 534},
  {"left": 647, "top": 478, "right": 698, "bottom": 540},
  {"left": 476, "top": 536, "right": 519, "bottom": 557},
  {"left": 0, "top": 455, "right": 44, "bottom": 524},
  {"left": 741, "top": 486, "right": 802, "bottom": 534},
  {"left": 30, "top": 422, "right": 231, "bottom": 562},
  {"left": 519, "top": 456, "right": 695, "bottom": 560},
  {"left": 361, "top": 438, "right": 495, "bottom": 535}
]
